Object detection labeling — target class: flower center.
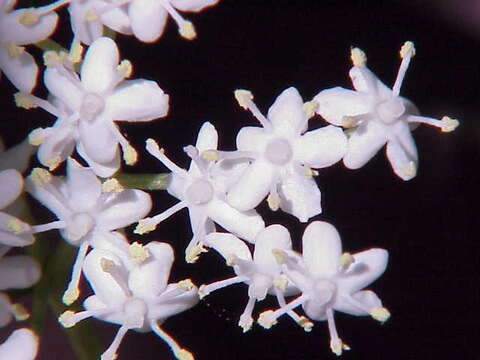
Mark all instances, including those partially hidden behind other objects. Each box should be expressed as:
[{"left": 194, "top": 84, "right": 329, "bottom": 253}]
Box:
[
  {"left": 375, "top": 97, "right": 405, "bottom": 125},
  {"left": 123, "top": 297, "right": 148, "bottom": 328},
  {"left": 80, "top": 92, "right": 105, "bottom": 122},
  {"left": 265, "top": 138, "right": 293, "bottom": 165},
  {"left": 63, "top": 212, "right": 94, "bottom": 243},
  {"left": 185, "top": 179, "right": 214, "bottom": 205},
  {"left": 304, "top": 279, "right": 337, "bottom": 320}
]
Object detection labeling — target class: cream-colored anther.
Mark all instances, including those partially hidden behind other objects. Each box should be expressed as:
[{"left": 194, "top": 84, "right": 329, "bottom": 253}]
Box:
[
  {"left": 102, "top": 178, "right": 124, "bottom": 193},
  {"left": 441, "top": 116, "right": 459, "bottom": 133},
  {"left": 198, "top": 284, "right": 209, "bottom": 299},
  {"left": 339, "top": 252, "right": 354, "bottom": 268},
  {"left": 370, "top": 306, "right": 390, "bottom": 322},
  {"left": 100, "top": 258, "right": 115, "bottom": 272},
  {"left": 179, "top": 21, "right": 196, "bottom": 40},
  {"left": 117, "top": 59, "right": 133, "bottom": 78},
  {"left": 5, "top": 219, "right": 23, "bottom": 234},
  {"left": 272, "top": 277, "right": 287, "bottom": 292},
  {"left": 330, "top": 338, "right": 350, "bottom": 356},
  {"left": 201, "top": 149, "right": 219, "bottom": 162},
  {"left": 234, "top": 89, "right": 253, "bottom": 110},
  {"left": 175, "top": 349, "right": 194, "bottom": 360},
  {"left": 271, "top": 249, "right": 285, "bottom": 264},
  {"left": 45, "top": 155, "right": 61, "bottom": 171},
  {"left": 226, "top": 254, "right": 237, "bottom": 267},
  {"left": 257, "top": 310, "right": 277, "bottom": 329},
  {"left": 69, "top": 41, "right": 83, "bottom": 64},
  {"left": 84, "top": 8, "right": 99, "bottom": 22},
  {"left": 177, "top": 279, "right": 194, "bottom": 291},
  {"left": 123, "top": 145, "right": 138, "bottom": 165},
  {"left": 18, "top": 9, "right": 40, "bottom": 26},
  {"left": 185, "top": 243, "right": 207, "bottom": 264},
  {"left": 341, "top": 115, "right": 357, "bottom": 128},
  {"left": 400, "top": 161, "right": 417, "bottom": 178},
  {"left": 351, "top": 47, "right": 367, "bottom": 66},
  {"left": 5, "top": 43, "right": 24, "bottom": 58},
  {"left": 62, "top": 288, "right": 80, "bottom": 306},
  {"left": 43, "top": 50, "right": 67, "bottom": 67},
  {"left": 134, "top": 218, "right": 156, "bottom": 235},
  {"left": 12, "top": 303, "right": 29, "bottom": 321},
  {"left": 400, "top": 41, "right": 416, "bottom": 59},
  {"left": 30, "top": 168, "right": 52, "bottom": 186},
  {"left": 14, "top": 92, "right": 36, "bottom": 109},
  {"left": 59, "top": 310, "right": 76, "bottom": 328},
  {"left": 239, "top": 316, "right": 253, "bottom": 333},
  {"left": 267, "top": 192, "right": 281, "bottom": 211},
  {"left": 297, "top": 316, "right": 313, "bottom": 332},
  {"left": 303, "top": 100, "right": 318, "bottom": 119},
  {"left": 128, "top": 242, "right": 150, "bottom": 264},
  {"left": 146, "top": 138, "right": 162, "bottom": 153},
  {"left": 29, "top": 128, "right": 46, "bottom": 146},
  {"left": 303, "top": 166, "right": 319, "bottom": 177}
]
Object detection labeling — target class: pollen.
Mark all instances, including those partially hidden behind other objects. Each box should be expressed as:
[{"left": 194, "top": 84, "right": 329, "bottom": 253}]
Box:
[
  {"left": 186, "top": 243, "right": 207, "bottom": 263},
  {"left": 128, "top": 242, "right": 150, "bottom": 264},
  {"left": 45, "top": 155, "right": 62, "bottom": 171},
  {"left": 69, "top": 41, "right": 84, "bottom": 64},
  {"left": 146, "top": 138, "right": 161, "bottom": 153},
  {"left": 272, "top": 277, "right": 287, "bottom": 291},
  {"left": 30, "top": 168, "right": 52, "bottom": 186},
  {"left": 400, "top": 161, "right": 417, "bottom": 179},
  {"left": 339, "top": 252, "right": 354, "bottom": 268},
  {"left": 28, "top": 128, "right": 46, "bottom": 145},
  {"left": 59, "top": 310, "right": 76, "bottom": 328},
  {"left": 303, "top": 166, "right": 319, "bottom": 177},
  {"left": 330, "top": 338, "right": 349, "bottom": 356},
  {"left": 341, "top": 115, "right": 356, "bottom": 128},
  {"left": 440, "top": 116, "right": 459, "bottom": 133},
  {"left": 226, "top": 254, "right": 237, "bottom": 266},
  {"left": 234, "top": 89, "right": 253, "bottom": 110},
  {"left": 370, "top": 306, "right": 391, "bottom": 322},
  {"left": 179, "top": 21, "right": 196, "bottom": 40},
  {"left": 201, "top": 149, "right": 219, "bottom": 162},
  {"left": 5, "top": 43, "right": 25, "bottom": 59},
  {"left": 12, "top": 303, "right": 30, "bottom": 321},
  {"left": 5, "top": 219, "right": 24, "bottom": 234},
  {"left": 43, "top": 50, "right": 67, "bottom": 67},
  {"left": 257, "top": 310, "right": 277, "bottom": 329},
  {"left": 267, "top": 192, "right": 280, "bottom": 211},
  {"left": 177, "top": 279, "right": 194, "bottom": 291},
  {"left": 271, "top": 249, "right": 285, "bottom": 264},
  {"left": 297, "top": 316, "right": 313, "bottom": 332},
  {"left": 18, "top": 9, "right": 40, "bottom": 26},
  {"left": 198, "top": 284, "right": 209, "bottom": 299},
  {"left": 400, "top": 41, "right": 416, "bottom": 59},
  {"left": 102, "top": 178, "right": 124, "bottom": 193},
  {"left": 239, "top": 316, "right": 253, "bottom": 333},
  {"left": 14, "top": 92, "right": 37, "bottom": 109},
  {"left": 175, "top": 349, "right": 194, "bottom": 360},
  {"left": 63, "top": 288, "right": 80, "bottom": 306},
  {"left": 117, "top": 60, "right": 133, "bottom": 78},
  {"left": 123, "top": 145, "right": 138, "bottom": 166},
  {"left": 303, "top": 100, "right": 318, "bottom": 119},
  {"left": 134, "top": 218, "right": 157, "bottom": 235},
  {"left": 351, "top": 47, "right": 367, "bottom": 66},
  {"left": 100, "top": 258, "right": 116, "bottom": 272}
]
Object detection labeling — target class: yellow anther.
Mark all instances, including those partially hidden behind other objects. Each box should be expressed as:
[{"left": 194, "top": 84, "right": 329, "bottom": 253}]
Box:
[
  {"left": 351, "top": 47, "right": 367, "bottom": 66},
  {"left": 123, "top": 145, "right": 138, "bottom": 166},
  {"left": 30, "top": 168, "right": 52, "bottom": 186},
  {"left": 177, "top": 279, "right": 194, "bottom": 291},
  {"left": 186, "top": 243, "right": 207, "bottom": 264},
  {"left": 234, "top": 89, "right": 253, "bottom": 110},
  {"left": 330, "top": 338, "right": 350, "bottom": 356},
  {"left": 28, "top": 128, "right": 46, "bottom": 146},
  {"left": 341, "top": 115, "right": 356, "bottom": 128},
  {"left": 201, "top": 149, "right": 219, "bottom": 162},
  {"left": 43, "top": 50, "right": 67, "bottom": 67},
  {"left": 400, "top": 161, "right": 417, "bottom": 179},
  {"left": 303, "top": 166, "right": 319, "bottom": 177},
  {"left": 5, "top": 43, "right": 24, "bottom": 58},
  {"left": 441, "top": 116, "right": 459, "bottom": 133},
  {"left": 14, "top": 92, "right": 36, "bottom": 109},
  {"left": 84, "top": 8, "right": 99, "bottom": 22},
  {"left": 12, "top": 303, "right": 29, "bottom": 321},
  {"left": 272, "top": 277, "right": 287, "bottom": 292},
  {"left": 69, "top": 41, "right": 84, "bottom": 64},
  {"left": 45, "top": 155, "right": 62, "bottom": 171},
  {"left": 117, "top": 59, "right": 133, "bottom": 78},
  {"left": 100, "top": 258, "right": 115, "bottom": 272},
  {"left": 175, "top": 349, "right": 194, "bottom": 360},
  {"left": 102, "top": 178, "right": 124, "bottom": 193},
  {"left": 198, "top": 284, "right": 209, "bottom": 299},
  {"left": 59, "top": 310, "right": 76, "bottom": 328},
  {"left": 146, "top": 138, "right": 162, "bottom": 153},
  {"left": 226, "top": 254, "right": 237, "bottom": 267},
  {"left": 239, "top": 316, "right": 253, "bottom": 333},
  {"left": 18, "top": 9, "right": 40, "bottom": 26},
  {"left": 271, "top": 249, "right": 285, "bottom": 265},
  {"left": 128, "top": 242, "right": 150, "bottom": 264},
  {"left": 339, "top": 252, "right": 354, "bottom": 268},
  {"left": 6, "top": 219, "right": 24, "bottom": 234},
  {"left": 267, "top": 192, "right": 281, "bottom": 211},
  {"left": 257, "top": 310, "right": 277, "bottom": 329},
  {"left": 400, "top": 41, "right": 416, "bottom": 59},
  {"left": 179, "top": 21, "right": 196, "bottom": 40},
  {"left": 62, "top": 288, "right": 80, "bottom": 306},
  {"left": 134, "top": 218, "right": 156, "bottom": 235},
  {"left": 297, "top": 316, "right": 313, "bottom": 332},
  {"left": 370, "top": 306, "right": 391, "bottom": 322},
  {"left": 303, "top": 100, "right": 318, "bottom": 119}
]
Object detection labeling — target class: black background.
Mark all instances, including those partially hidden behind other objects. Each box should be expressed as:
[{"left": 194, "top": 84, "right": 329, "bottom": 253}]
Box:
[{"left": 1, "top": 0, "right": 479, "bottom": 359}]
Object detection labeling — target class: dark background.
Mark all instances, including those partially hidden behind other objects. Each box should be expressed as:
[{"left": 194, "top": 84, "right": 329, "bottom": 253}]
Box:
[{"left": 1, "top": 0, "right": 478, "bottom": 359}]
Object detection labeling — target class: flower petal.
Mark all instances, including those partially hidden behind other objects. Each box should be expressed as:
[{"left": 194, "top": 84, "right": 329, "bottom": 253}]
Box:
[
  {"left": 278, "top": 172, "right": 321, "bottom": 223},
  {"left": 349, "top": 66, "right": 392, "bottom": 98},
  {"left": 338, "top": 248, "right": 388, "bottom": 294},
  {"left": 204, "top": 232, "right": 252, "bottom": 262},
  {"left": 76, "top": 142, "right": 121, "bottom": 178},
  {"left": 206, "top": 198, "right": 264, "bottom": 243},
  {"left": 0, "top": 169, "right": 23, "bottom": 209},
  {"left": 0, "top": 47, "right": 37, "bottom": 92},
  {"left": 0, "top": 10, "right": 58, "bottom": 45},
  {"left": 187, "top": 122, "right": 217, "bottom": 176},
  {"left": 0, "top": 255, "right": 40, "bottom": 289},
  {"left": 294, "top": 125, "right": 347, "bottom": 168},
  {"left": 65, "top": 158, "right": 102, "bottom": 212},
  {"left": 170, "top": 0, "right": 219, "bottom": 12},
  {"left": 37, "top": 122, "right": 75, "bottom": 169},
  {"left": 267, "top": 87, "right": 306, "bottom": 137},
  {"left": 335, "top": 290, "right": 382, "bottom": 316},
  {"left": 314, "top": 87, "right": 371, "bottom": 126},
  {"left": 302, "top": 221, "right": 342, "bottom": 277},
  {"left": 236, "top": 126, "right": 266, "bottom": 153},
  {"left": 227, "top": 159, "right": 275, "bottom": 211},
  {"left": 386, "top": 122, "right": 418, "bottom": 181},
  {"left": 25, "top": 176, "right": 71, "bottom": 220},
  {"left": 0, "top": 328, "right": 39, "bottom": 360},
  {"left": 149, "top": 283, "right": 198, "bottom": 319},
  {"left": 101, "top": 6, "right": 133, "bottom": 35},
  {"left": 68, "top": 2, "right": 103, "bottom": 45},
  {"left": 80, "top": 37, "right": 119, "bottom": 94},
  {"left": 44, "top": 67, "right": 83, "bottom": 112},
  {"left": 0, "top": 139, "right": 34, "bottom": 173},
  {"left": 129, "top": 0, "right": 168, "bottom": 43},
  {"left": 78, "top": 115, "right": 118, "bottom": 164},
  {"left": 253, "top": 224, "right": 292, "bottom": 271}
]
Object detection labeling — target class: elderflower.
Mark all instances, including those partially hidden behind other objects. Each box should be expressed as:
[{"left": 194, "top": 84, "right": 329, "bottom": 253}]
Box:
[
  {"left": 225, "top": 87, "right": 347, "bottom": 222},
  {"left": 314, "top": 42, "right": 459, "bottom": 180},
  {"left": 0, "top": 0, "right": 58, "bottom": 92},
  {"left": 0, "top": 328, "right": 39, "bottom": 359},
  {"left": 136, "top": 122, "right": 265, "bottom": 263},
  {"left": 25, "top": 158, "right": 151, "bottom": 304},
  {"left": 258, "top": 221, "right": 389, "bottom": 356},
  {"left": 59, "top": 243, "right": 199, "bottom": 360}
]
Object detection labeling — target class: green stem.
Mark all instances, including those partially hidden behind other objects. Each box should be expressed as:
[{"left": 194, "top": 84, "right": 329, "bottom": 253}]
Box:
[{"left": 113, "top": 173, "right": 171, "bottom": 190}]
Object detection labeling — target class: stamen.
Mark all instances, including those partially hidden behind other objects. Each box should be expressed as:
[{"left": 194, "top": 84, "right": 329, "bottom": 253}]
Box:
[
  {"left": 5, "top": 43, "right": 24, "bottom": 59},
  {"left": 274, "top": 287, "right": 313, "bottom": 332},
  {"left": 63, "top": 241, "right": 90, "bottom": 305},
  {"left": 18, "top": 9, "right": 41, "bottom": 26},
  {"left": 234, "top": 89, "right": 272, "bottom": 131},
  {"left": 43, "top": 50, "right": 68, "bottom": 68},
  {"left": 399, "top": 161, "right": 417, "bottom": 179},
  {"left": 5, "top": 219, "right": 26, "bottom": 234},
  {"left": 370, "top": 306, "right": 391, "bottom": 322},
  {"left": 117, "top": 60, "right": 133, "bottom": 78},
  {"left": 272, "top": 276, "right": 287, "bottom": 291},
  {"left": 351, "top": 47, "right": 367, "bottom": 67},
  {"left": 198, "top": 276, "right": 246, "bottom": 299},
  {"left": 339, "top": 252, "right": 354, "bottom": 271},
  {"left": 341, "top": 113, "right": 371, "bottom": 128},
  {"left": 238, "top": 297, "right": 256, "bottom": 332},
  {"left": 185, "top": 242, "right": 207, "bottom": 264},
  {"left": 31, "top": 220, "right": 66, "bottom": 234},
  {"left": 59, "top": 308, "right": 108, "bottom": 328},
  {"left": 158, "top": 0, "right": 197, "bottom": 40},
  {"left": 134, "top": 201, "right": 187, "bottom": 235},
  {"left": 69, "top": 39, "right": 83, "bottom": 64},
  {"left": 11, "top": 303, "right": 29, "bottom": 321},
  {"left": 29, "top": 168, "right": 52, "bottom": 186},
  {"left": 267, "top": 182, "right": 280, "bottom": 211},
  {"left": 101, "top": 324, "right": 130, "bottom": 360},
  {"left": 258, "top": 294, "right": 308, "bottom": 329},
  {"left": 14, "top": 92, "right": 61, "bottom": 117},
  {"left": 45, "top": 155, "right": 62, "bottom": 171},
  {"left": 128, "top": 242, "right": 150, "bottom": 264},
  {"left": 102, "top": 179, "right": 124, "bottom": 193},
  {"left": 28, "top": 128, "right": 48, "bottom": 146},
  {"left": 303, "top": 100, "right": 318, "bottom": 119},
  {"left": 100, "top": 258, "right": 132, "bottom": 297},
  {"left": 184, "top": 145, "right": 207, "bottom": 175},
  {"left": 146, "top": 139, "right": 188, "bottom": 176},
  {"left": 177, "top": 279, "right": 194, "bottom": 291},
  {"left": 201, "top": 149, "right": 219, "bottom": 162},
  {"left": 392, "top": 41, "right": 416, "bottom": 96},
  {"left": 303, "top": 165, "right": 319, "bottom": 177},
  {"left": 151, "top": 321, "right": 195, "bottom": 360},
  {"left": 407, "top": 115, "right": 459, "bottom": 133}
]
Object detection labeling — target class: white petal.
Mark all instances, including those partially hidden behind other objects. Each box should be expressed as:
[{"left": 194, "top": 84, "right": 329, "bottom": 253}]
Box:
[
  {"left": 44, "top": 67, "right": 82, "bottom": 111},
  {"left": 0, "top": 293, "right": 12, "bottom": 327},
  {"left": 0, "top": 10, "right": 58, "bottom": 45},
  {"left": 253, "top": 225, "right": 292, "bottom": 271},
  {"left": 78, "top": 115, "right": 118, "bottom": 164},
  {"left": 149, "top": 283, "right": 198, "bottom": 319},
  {"left": 25, "top": 176, "right": 70, "bottom": 219},
  {"left": 206, "top": 198, "right": 264, "bottom": 243},
  {"left": 195, "top": 122, "right": 218, "bottom": 153},
  {"left": 97, "top": 189, "right": 152, "bottom": 230},
  {"left": 68, "top": 2, "right": 103, "bottom": 45},
  {"left": 0, "top": 230, "right": 34, "bottom": 247},
  {"left": 0, "top": 169, "right": 23, "bottom": 209},
  {"left": 227, "top": 159, "right": 275, "bottom": 211},
  {"left": 128, "top": 242, "right": 173, "bottom": 299},
  {"left": 343, "top": 120, "right": 388, "bottom": 169},
  {"left": 76, "top": 142, "right": 121, "bottom": 178},
  {"left": 65, "top": 158, "right": 102, "bottom": 212},
  {"left": 267, "top": 87, "right": 306, "bottom": 137},
  {"left": 302, "top": 221, "right": 342, "bottom": 277},
  {"left": 0, "top": 328, "right": 39, "bottom": 360},
  {"left": 0, "top": 255, "right": 40, "bottom": 289},
  {"left": 0, "top": 139, "right": 34, "bottom": 173},
  {"left": 335, "top": 290, "right": 382, "bottom": 316},
  {"left": 83, "top": 294, "right": 125, "bottom": 325},
  {"left": 37, "top": 122, "right": 75, "bottom": 169},
  {"left": 294, "top": 125, "right": 347, "bottom": 168},
  {"left": 338, "top": 248, "right": 388, "bottom": 294},
  {"left": 204, "top": 232, "right": 252, "bottom": 261},
  {"left": 88, "top": 231, "right": 130, "bottom": 264},
  {"left": 129, "top": 0, "right": 168, "bottom": 43},
  {"left": 314, "top": 87, "right": 371, "bottom": 126},
  {"left": 236, "top": 126, "right": 266, "bottom": 153},
  {"left": 278, "top": 172, "right": 321, "bottom": 223},
  {"left": 106, "top": 79, "right": 169, "bottom": 122},
  {"left": 80, "top": 37, "right": 119, "bottom": 94},
  {"left": 101, "top": 6, "right": 133, "bottom": 35},
  {"left": 170, "top": 0, "right": 219, "bottom": 12},
  {"left": 386, "top": 122, "right": 418, "bottom": 181},
  {"left": 0, "top": 47, "right": 37, "bottom": 92},
  {"left": 349, "top": 66, "right": 392, "bottom": 98}
]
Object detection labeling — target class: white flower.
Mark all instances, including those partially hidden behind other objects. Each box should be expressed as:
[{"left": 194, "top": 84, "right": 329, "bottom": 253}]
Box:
[
  {"left": 0, "top": 169, "right": 34, "bottom": 247},
  {"left": 25, "top": 158, "right": 151, "bottom": 304},
  {"left": 199, "top": 225, "right": 310, "bottom": 333},
  {"left": 0, "top": 247, "right": 41, "bottom": 328},
  {"left": 136, "top": 122, "right": 265, "bottom": 263},
  {"left": 0, "top": 0, "right": 58, "bottom": 92},
  {"left": 0, "top": 137, "right": 34, "bottom": 173},
  {"left": 0, "top": 328, "right": 39, "bottom": 360},
  {"left": 20, "top": 36, "right": 169, "bottom": 177},
  {"left": 314, "top": 42, "right": 459, "bottom": 181},
  {"left": 59, "top": 242, "right": 199, "bottom": 360},
  {"left": 224, "top": 87, "right": 347, "bottom": 222},
  {"left": 126, "top": 0, "right": 220, "bottom": 42},
  {"left": 257, "top": 221, "right": 389, "bottom": 356}
]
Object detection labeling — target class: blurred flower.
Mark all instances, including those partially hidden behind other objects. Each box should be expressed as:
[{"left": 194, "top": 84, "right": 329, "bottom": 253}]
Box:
[{"left": 0, "top": 328, "right": 39, "bottom": 359}]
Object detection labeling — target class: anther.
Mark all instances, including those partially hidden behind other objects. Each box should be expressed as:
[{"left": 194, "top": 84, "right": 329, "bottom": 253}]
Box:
[{"left": 351, "top": 47, "right": 367, "bottom": 66}]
